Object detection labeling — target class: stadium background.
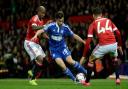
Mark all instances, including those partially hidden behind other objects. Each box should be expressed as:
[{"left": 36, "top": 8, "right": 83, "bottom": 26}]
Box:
[{"left": 0, "top": 0, "right": 128, "bottom": 79}]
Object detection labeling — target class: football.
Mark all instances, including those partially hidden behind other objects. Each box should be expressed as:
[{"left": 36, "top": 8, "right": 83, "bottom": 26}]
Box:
[{"left": 76, "top": 73, "right": 85, "bottom": 82}]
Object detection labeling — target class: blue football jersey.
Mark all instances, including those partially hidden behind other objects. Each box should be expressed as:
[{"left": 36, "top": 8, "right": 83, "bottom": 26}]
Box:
[{"left": 44, "top": 22, "right": 74, "bottom": 51}]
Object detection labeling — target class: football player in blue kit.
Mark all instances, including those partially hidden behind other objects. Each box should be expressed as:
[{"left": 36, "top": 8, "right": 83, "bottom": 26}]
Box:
[{"left": 32, "top": 11, "right": 87, "bottom": 83}]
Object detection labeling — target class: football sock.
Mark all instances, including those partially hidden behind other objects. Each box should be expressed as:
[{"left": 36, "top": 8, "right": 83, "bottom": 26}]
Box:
[
  {"left": 86, "top": 68, "right": 92, "bottom": 83},
  {"left": 114, "top": 61, "right": 120, "bottom": 79},
  {"left": 73, "top": 61, "right": 87, "bottom": 74},
  {"left": 64, "top": 68, "right": 75, "bottom": 81},
  {"left": 31, "top": 62, "right": 43, "bottom": 80}
]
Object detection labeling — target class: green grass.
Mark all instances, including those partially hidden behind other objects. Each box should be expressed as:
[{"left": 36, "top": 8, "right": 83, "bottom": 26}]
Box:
[{"left": 0, "top": 78, "right": 127, "bottom": 89}]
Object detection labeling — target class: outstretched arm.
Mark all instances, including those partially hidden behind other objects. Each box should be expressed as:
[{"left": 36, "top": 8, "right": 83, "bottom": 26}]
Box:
[
  {"left": 114, "top": 30, "right": 123, "bottom": 55},
  {"left": 32, "top": 25, "right": 44, "bottom": 30},
  {"left": 80, "top": 37, "right": 92, "bottom": 65},
  {"left": 32, "top": 20, "right": 52, "bottom": 30},
  {"left": 73, "top": 34, "right": 85, "bottom": 44},
  {"left": 31, "top": 30, "right": 45, "bottom": 41}
]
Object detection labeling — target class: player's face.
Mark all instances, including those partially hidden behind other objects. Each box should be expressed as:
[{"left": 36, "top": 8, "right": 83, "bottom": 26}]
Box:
[
  {"left": 38, "top": 10, "right": 46, "bottom": 19},
  {"left": 56, "top": 17, "right": 64, "bottom": 26}
]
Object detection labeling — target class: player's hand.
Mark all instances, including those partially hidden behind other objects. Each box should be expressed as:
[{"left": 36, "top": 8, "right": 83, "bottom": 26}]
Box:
[
  {"left": 83, "top": 41, "right": 86, "bottom": 45},
  {"left": 42, "top": 33, "right": 49, "bottom": 39},
  {"left": 31, "top": 35, "right": 38, "bottom": 42},
  {"left": 118, "top": 46, "right": 123, "bottom": 55},
  {"left": 80, "top": 56, "right": 86, "bottom": 65},
  {"left": 87, "top": 62, "right": 94, "bottom": 68},
  {"left": 83, "top": 39, "right": 86, "bottom": 45}
]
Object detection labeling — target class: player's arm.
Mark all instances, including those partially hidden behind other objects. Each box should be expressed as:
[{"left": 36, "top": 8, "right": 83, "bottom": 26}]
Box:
[
  {"left": 80, "top": 37, "right": 92, "bottom": 65},
  {"left": 41, "top": 33, "right": 49, "bottom": 39},
  {"left": 65, "top": 25, "right": 85, "bottom": 44},
  {"left": 114, "top": 30, "right": 122, "bottom": 46},
  {"left": 32, "top": 23, "right": 52, "bottom": 41},
  {"left": 114, "top": 30, "right": 123, "bottom": 55},
  {"left": 32, "top": 25, "right": 44, "bottom": 30},
  {"left": 112, "top": 23, "right": 123, "bottom": 55},
  {"left": 80, "top": 23, "right": 94, "bottom": 65},
  {"left": 73, "top": 34, "right": 85, "bottom": 44},
  {"left": 31, "top": 30, "right": 45, "bottom": 41},
  {"left": 32, "top": 20, "right": 52, "bottom": 30}
]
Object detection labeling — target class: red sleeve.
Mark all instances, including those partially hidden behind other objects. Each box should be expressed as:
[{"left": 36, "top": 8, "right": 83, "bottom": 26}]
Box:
[
  {"left": 88, "top": 22, "right": 94, "bottom": 37},
  {"left": 114, "top": 30, "right": 122, "bottom": 46},
  {"left": 83, "top": 37, "right": 92, "bottom": 57},
  {"left": 111, "top": 21, "right": 122, "bottom": 46},
  {"left": 83, "top": 22, "right": 94, "bottom": 57}
]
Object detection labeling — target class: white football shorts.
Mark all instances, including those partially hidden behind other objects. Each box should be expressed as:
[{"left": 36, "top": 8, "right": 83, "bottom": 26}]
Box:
[
  {"left": 24, "top": 40, "right": 46, "bottom": 61},
  {"left": 92, "top": 42, "right": 118, "bottom": 59}
]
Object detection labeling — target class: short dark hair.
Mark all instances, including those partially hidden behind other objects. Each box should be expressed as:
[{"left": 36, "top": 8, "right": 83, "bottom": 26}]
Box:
[
  {"left": 55, "top": 11, "right": 64, "bottom": 19},
  {"left": 92, "top": 7, "right": 102, "bottom": 15}
]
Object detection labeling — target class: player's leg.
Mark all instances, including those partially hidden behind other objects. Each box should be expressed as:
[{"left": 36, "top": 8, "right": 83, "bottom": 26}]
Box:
[
  {"left": 61, "top": 48, "right": 87, "bottom": 74},
  {"left": 50, "top": 49, "right": 76, "bottom": 81},
  {"left": 31, "top": 55, "right": 44, "bottom": 80},
  {"left": 84, "top": 44, "right": 105, "bottom": 86},
  {"left": 55, "top": 58, "right": 76, "bottom": 81},
  {"left": 85, "top": 55, "right": 96, "bottom": 85},
  {"left": 29, "top": 55, "right": 45, "bottom": 85},
  {"left": 110, "top": 43, "right": 121, "bottom": 84},
  {"left": 113, "top": 57, "right": 120, "bottom": 84},
  {"left": 24, "top": 40, "right": 45, "bottom": 85},
  {"left": 28, "top": 60, "right": 34, "bottom": 78},
  {"left": 66, "top": 55, "right": 87, "bottom": 74}
]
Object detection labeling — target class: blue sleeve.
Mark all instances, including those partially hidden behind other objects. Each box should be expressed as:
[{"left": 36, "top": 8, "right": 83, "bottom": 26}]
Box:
[
  {"left": 64, "top": 25, "right": 74, "bottom": 37},
  {"left": 43, "top": 23, "right": 51, "bottom": 33}
]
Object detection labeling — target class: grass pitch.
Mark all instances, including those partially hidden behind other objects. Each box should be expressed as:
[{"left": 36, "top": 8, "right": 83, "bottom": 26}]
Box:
[{"left": 0, "top": 78, "right": 127, "bottom": 89}]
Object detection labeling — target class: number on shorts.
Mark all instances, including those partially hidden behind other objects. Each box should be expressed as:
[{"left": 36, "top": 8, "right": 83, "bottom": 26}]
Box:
[{"left": 63, "top": 49, "right": 68, "bottom": 55}]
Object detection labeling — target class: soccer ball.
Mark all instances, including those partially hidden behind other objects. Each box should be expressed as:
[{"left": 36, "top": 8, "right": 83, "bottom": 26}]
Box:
[{"left": 76, "top": 73, "right": 85, "bottom": 82}]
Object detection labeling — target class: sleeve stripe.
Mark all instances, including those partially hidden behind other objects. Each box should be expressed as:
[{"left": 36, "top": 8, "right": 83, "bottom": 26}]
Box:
[
  {"left": 88, "top": 34, "right": 93, "bottom": 37},
  {"left": 113, "top": 27, "right": 117, "bottom": 31}
]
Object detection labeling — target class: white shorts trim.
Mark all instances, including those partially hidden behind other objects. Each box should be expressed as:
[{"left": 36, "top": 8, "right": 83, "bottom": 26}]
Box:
[
  {"left": 92, "top": 43, "right": 118, "bottom": 58},
  {"left": 24, "top": 40, "right": 46, "bottom": 61}
]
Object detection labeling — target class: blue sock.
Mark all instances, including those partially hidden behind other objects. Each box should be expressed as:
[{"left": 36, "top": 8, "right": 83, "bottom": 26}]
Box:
[
  {"left": 64, "top": 68, "right": 75, "bottom": 81},
  {"left": 73, "top": 61, "right": 87, "bottom": 74}
]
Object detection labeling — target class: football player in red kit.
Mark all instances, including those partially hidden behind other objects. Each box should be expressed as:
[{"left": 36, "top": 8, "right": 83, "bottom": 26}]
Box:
[
  {"left": 80, "top": 7, "right": 123, "bottom": 86},
  {"left": 24, "top": 6, "right": 48, "bottom": 85}
]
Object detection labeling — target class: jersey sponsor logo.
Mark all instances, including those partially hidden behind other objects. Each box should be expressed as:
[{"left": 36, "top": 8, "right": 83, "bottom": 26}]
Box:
[{"left": 51, "top": 35, "right": 62, "bottom": 41}]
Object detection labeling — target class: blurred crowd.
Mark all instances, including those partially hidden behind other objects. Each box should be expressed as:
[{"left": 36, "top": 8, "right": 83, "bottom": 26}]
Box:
[{"left": 0, "top": 0, "right": 128, "bottom": 77}]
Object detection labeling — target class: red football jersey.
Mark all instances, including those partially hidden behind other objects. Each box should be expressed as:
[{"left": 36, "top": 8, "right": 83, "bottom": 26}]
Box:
[
  {"left": 25, "top": 15, "right": 44, "bottom": 43},
  {"left": 88, "top": 17, "right": 118, "bottom": 45}
]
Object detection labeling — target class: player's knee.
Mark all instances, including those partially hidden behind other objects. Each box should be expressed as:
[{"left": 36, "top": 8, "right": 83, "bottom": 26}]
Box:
[
  {"left": 89, "top": 55, "right": 98, "bottom": 63},
  {"left": 36, "top": 55, "right": 44, "bottom": 64},
  {"left": 66, "top": 55, "right": 75, "bottom": 65},
  {"left": 88, "top": 62, "right": 94, "bottom": 68},
  {"left": 36, "top": 55, "right": 44, "bottom": 61},
  {"left": 68, "top": 60, "right": 75, "bottom": 65}
]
